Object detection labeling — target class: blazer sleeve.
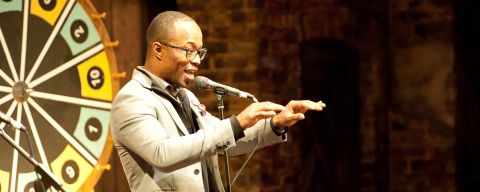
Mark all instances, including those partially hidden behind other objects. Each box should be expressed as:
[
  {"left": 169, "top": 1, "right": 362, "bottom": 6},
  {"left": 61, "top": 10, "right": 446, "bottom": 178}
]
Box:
[
  {"left": 225, "top": 118, "right": 287, "bottom": 156},
  {"left": 184, "top": 90, "right": 287, "bottom": 157}
]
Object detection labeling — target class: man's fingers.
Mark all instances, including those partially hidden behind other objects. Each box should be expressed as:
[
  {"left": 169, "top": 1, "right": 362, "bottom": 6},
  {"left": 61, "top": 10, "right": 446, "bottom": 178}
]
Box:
[
  {"left": 292, "top": 113, "right": 305, "bottom": 120},
  {"left": 258, "top": 101, "right": 285, "bottom": 112},
  {"left": 239, "top": 100, "right": 324, "bottom": 128},
  {"left": 304, "top": 100, "right": 321, "bottom": 110},
  {"left": 288, "top": 100, "right": 325, "bottom": 113},
  {"left": 317, "top": 100, "right": 326, "bottom": 108},
  {"left": 284, "top": 113, "right": 305, "bottom": 121},
  {"left": 303, "top": 100, "right": 327, "bottom": 111},
  {"left": 256, "top": 111, "right": 277, "bottom": 117},
  {"left": 250, "top": 102, "right": 285, "bottom": 119}
]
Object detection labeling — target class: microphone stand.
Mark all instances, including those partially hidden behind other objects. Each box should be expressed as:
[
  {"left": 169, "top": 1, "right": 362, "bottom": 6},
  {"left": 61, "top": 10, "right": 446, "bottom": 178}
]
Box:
[
  {"left": 216, "top": 93, "right": 231, "bottom": 192},
  {"left": 0, "top": 127, "right": 66, "bottom": 192}
]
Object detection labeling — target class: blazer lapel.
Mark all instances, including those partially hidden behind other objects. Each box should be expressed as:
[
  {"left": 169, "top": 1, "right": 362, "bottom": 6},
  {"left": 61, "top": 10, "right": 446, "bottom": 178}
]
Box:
[
  {"left": 132, "top": 69, "right": 190, "bottom": 136},
  {"left": 152, "top": 87, "right": 190, "bottom": 136}
]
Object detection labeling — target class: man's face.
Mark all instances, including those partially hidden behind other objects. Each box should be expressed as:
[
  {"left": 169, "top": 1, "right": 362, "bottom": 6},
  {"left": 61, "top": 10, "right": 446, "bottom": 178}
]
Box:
[{"left": 162, "top": 21, "right": 203, "bottom": 88}]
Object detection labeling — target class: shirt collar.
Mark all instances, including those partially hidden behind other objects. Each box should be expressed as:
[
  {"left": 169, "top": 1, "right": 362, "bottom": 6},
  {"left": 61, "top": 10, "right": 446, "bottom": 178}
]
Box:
[{"left": 136, "top": 66, "right": 180, "bottom": 98}]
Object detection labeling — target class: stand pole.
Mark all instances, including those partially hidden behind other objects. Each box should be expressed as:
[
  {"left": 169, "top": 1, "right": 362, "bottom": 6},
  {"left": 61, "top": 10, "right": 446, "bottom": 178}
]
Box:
[
  {"left": 0, "top": 128, "right": 66, "bottom": 191},
  {"left": 216, "top": 94, "right": 231, "bottom": 192}
]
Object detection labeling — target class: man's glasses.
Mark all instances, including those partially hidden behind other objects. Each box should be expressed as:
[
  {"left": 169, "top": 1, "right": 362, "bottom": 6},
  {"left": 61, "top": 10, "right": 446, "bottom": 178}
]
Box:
[{"left": 158, "top": 42, "right": 207, "bottom": 61}]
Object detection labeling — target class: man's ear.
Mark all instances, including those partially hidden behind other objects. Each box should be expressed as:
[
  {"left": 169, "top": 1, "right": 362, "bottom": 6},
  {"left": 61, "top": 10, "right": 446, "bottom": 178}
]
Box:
[{"left": 152, "top": 42, "right": 163, "bottom": 59}]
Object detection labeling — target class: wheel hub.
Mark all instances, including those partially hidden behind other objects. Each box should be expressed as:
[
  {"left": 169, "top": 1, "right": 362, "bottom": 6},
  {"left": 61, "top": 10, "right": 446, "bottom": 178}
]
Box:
[{"left": 12, "top": 81, "right": 31, "bottom": 102}]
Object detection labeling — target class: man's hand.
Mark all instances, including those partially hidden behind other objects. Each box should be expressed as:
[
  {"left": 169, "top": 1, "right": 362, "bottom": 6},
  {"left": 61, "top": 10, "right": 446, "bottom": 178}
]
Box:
[
  {"left": 272, "top": 100, "right": 326, "bottom": 128},
  {"left": 236, "top": 102, "right": 286, "bottom": 129}
]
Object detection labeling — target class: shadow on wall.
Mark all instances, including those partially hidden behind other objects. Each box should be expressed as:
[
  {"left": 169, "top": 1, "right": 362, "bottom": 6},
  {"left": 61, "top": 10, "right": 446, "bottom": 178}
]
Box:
[{"left": 298, "top": 38, "right": 360, "bottom": 192}]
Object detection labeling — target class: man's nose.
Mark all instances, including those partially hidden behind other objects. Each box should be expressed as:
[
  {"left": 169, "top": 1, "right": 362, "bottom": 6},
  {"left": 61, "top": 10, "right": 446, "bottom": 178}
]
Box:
[{"left": 191, "top": 54, "right": 202, "bottom": 65}]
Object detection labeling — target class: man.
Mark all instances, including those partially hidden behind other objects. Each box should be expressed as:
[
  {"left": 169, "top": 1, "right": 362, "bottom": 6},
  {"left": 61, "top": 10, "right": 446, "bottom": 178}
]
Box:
[{"left": 110, "top": 11, "right": 325, "bottom": 192}]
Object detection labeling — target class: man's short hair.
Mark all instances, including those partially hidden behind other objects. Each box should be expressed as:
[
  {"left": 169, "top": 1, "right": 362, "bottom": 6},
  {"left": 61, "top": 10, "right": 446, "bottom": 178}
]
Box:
[{"left": 146, "top": 11, "right": 195, "bottom": 46}]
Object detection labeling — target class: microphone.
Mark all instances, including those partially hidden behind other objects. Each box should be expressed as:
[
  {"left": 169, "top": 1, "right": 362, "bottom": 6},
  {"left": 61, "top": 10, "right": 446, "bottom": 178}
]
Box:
[
  {"left": 193, "top": 76, "right": 258, "bottom": 102},
  {"left": 0, "top": 111, "right": 26, "bottom": 131}
]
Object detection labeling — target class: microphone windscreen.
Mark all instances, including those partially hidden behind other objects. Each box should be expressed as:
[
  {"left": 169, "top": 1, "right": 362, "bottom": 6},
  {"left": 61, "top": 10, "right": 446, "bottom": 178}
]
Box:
[{"left": 193, "top": 76, "right": 210, "bottom": 89}]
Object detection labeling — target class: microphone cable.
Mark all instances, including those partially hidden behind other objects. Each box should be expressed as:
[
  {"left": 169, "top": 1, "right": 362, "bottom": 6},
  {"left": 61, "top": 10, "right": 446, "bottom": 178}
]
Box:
[{"left": 231, "top": 97, "right": 267, "bottom": 187}]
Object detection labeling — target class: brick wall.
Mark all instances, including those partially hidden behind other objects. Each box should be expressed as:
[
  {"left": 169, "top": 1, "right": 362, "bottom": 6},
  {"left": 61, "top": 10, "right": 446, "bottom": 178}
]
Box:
[
  {"left": 389, "top": 0, "right": 456, "bottom": 191},
  {"left": 176, "top": 0, "right": 456, "bottom": 191},
  {"left": 178, "top": 0, "right": 392, "bottom": 191},
  {"left": 177, "top": 0, "right": 266, "bottom": 191}
]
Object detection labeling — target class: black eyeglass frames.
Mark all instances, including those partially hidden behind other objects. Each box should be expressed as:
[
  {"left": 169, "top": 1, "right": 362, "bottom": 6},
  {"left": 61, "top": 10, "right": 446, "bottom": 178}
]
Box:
[{"left": 158, "top": 42, "right": 207, "bottom": 61}]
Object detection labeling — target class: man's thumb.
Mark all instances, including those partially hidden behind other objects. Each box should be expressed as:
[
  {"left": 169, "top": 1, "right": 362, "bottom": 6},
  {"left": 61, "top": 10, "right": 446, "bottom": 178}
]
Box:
[{"left": 288, "top": 113, "right": 304, "bottom": 121}]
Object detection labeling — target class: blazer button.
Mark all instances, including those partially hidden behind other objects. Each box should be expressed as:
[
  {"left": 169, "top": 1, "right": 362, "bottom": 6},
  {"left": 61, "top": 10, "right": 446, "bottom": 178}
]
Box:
[{"left": 194, "top": 169, "right": 200, "bottom": 175}]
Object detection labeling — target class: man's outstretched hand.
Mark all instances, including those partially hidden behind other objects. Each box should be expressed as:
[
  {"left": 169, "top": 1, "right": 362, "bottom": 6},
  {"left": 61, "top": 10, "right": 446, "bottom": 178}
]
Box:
[
  {"left": 272, "top": 100, "right": 326, "bottom": 128},
  {"left": 236, "top": 100, "right": 325, "bottom": 129},
  {"left": 236, "top": 102, "right": 286, "bottom": 129}
]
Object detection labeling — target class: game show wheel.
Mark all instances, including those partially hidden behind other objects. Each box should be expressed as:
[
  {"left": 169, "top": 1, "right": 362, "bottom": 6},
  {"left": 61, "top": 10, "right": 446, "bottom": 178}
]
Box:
[{"left": 0, "top": 0, "right": 120, "bottom": 191}]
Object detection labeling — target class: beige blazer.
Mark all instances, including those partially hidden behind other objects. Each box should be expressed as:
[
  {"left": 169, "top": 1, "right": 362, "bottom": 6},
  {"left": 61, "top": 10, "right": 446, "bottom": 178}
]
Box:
[{"left": 110, "top": 70, "right": 286, "bottom": 192}]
